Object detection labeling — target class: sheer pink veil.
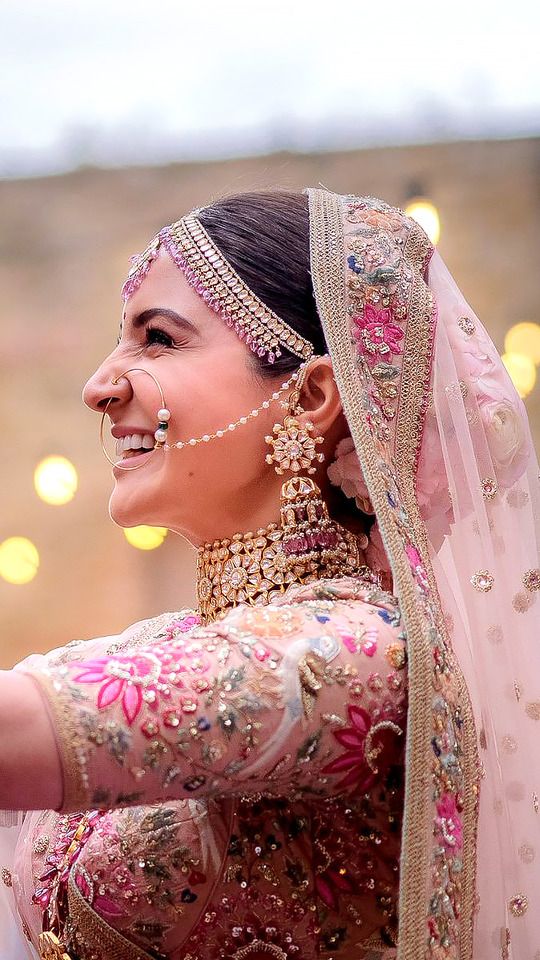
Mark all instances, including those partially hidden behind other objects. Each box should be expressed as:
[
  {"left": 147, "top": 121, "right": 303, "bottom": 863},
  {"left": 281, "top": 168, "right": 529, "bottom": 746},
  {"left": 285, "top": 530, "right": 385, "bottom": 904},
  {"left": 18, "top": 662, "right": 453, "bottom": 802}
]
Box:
[{"left": 423, "top": 249, "right": 540, "bottom": 957}]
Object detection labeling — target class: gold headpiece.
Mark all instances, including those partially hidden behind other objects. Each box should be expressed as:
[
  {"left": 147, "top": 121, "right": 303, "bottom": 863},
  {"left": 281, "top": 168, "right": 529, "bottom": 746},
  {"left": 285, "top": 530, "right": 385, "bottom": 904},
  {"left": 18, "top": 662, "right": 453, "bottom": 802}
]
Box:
[{"left": 122, "top": 213, "right": 314, "bottom": 365}]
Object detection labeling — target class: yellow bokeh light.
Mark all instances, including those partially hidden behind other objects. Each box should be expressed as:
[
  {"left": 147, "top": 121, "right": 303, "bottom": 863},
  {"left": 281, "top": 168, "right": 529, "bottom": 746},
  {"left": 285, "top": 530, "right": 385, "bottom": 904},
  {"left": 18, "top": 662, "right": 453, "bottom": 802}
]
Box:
[
  {"left": 123, "top": 526, "right": 168, "bottom": 550},
  {"left": 404, "top": 199, "right": 441, "bottom": 245},
  {"left": 34, "top": 456, "right": 78, "bottom": 505},
  {"left": 502, "top": 352, "right": 537, "bottom": 398},
  {"left": 504, "top": 322, "right": 540, "bottom": 366},
  {"left": 0, "top": 537, "right": 40, "bottom": 585}
]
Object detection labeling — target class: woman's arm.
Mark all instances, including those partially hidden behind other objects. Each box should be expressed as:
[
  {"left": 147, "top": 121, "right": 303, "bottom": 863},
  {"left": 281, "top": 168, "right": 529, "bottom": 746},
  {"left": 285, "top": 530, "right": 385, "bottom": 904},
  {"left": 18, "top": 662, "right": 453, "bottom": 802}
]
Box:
[
  {"left": 1, "top": 586, "right": 407, "bottom": 811},
  {"left": 0, "top": 671, "right": 62, "bottom": 810}
]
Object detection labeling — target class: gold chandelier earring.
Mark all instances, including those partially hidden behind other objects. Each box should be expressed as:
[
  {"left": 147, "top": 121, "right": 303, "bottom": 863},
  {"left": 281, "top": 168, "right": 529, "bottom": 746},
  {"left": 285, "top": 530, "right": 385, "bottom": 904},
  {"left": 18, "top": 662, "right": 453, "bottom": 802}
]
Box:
[{"left": 265, "top": 376, "right": 360, "bottom": 573}]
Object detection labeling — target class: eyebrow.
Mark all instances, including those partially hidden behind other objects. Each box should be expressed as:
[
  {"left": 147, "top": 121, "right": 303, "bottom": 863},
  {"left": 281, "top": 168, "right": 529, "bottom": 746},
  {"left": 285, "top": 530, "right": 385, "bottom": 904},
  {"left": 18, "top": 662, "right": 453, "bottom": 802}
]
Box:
[{"left": 128, "top": 307, "right": 199, "bottom": 336}]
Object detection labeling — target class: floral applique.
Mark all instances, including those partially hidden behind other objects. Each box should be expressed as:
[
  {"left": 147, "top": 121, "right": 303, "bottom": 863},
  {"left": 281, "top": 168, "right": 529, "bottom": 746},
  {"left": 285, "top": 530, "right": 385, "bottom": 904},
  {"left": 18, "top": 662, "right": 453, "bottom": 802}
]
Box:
[
  {"left": 435, "top": 793, "right": 463, "bottom": 853},
  {"left": 352, "top": 303, "right": 404, "bottom": 368},
  {"left": 321, "top": 704, "right": 378, "bottom": 792},
  {"left": 73, "top": 647, "right": 205, "bottom": 727},
  {"left": 404, "top": 543, "right": 430, "bottom": 594}
]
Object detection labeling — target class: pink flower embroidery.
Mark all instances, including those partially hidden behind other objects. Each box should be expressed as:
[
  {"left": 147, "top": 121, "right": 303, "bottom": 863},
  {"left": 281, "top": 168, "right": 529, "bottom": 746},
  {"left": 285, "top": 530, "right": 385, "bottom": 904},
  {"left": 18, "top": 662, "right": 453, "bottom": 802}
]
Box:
[
  {"left": 164, "top": 614, "right": 201, "bottom": 639},
  {"left": 405, "top": 542, "right": 429, "bottom": 592},
  {"left": 339, "top": 626, "right": 378, "bottom": 656},
  {"left": 73, "top": 652, "right": 174, "bottom": 726},
  {"left": 315, "top": 865, "right": 355, "bottom": 911},
  {"left": 321, "top": 704, "right": 377, "bottom": 791},
  {"left": 436, "top": 793, "right": 463, "bottom": 852},
  {"left": 352, "top": 303, "right": 404, "bottom": 368}
]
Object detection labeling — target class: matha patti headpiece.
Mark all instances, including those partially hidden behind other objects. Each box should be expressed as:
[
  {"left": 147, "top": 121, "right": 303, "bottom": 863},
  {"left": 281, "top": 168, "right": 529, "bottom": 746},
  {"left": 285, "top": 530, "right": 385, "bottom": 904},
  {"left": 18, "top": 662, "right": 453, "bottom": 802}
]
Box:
[{"left": 121, "top": 213, "right": 314, "bottom": 365}]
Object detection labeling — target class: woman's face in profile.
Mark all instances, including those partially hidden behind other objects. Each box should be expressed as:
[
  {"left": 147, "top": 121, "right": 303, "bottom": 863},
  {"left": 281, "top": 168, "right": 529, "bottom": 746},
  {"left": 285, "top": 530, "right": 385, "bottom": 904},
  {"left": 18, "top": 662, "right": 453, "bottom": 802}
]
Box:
[{"left": 82, "top": 251, "right": 286, "bottom": 545}]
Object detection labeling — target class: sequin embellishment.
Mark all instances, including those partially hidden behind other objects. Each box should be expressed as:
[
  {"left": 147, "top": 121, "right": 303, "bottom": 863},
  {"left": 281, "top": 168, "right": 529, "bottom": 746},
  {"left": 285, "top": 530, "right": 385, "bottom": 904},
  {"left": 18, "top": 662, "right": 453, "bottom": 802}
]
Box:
[
  {"left": 523, "top": 569, "right": 540, "bottom": 592},
  {"left": 458, "top": 316, "right": 476, "bottom": 336},
  {"left": 508, "top": 893, "right": 528, "bottom": 917},
  {"left": 481, "top": 477, "right": 498, "bottom": 500},
  {"left": 471, "top": 570, "right": 494, "bottom": 592}
]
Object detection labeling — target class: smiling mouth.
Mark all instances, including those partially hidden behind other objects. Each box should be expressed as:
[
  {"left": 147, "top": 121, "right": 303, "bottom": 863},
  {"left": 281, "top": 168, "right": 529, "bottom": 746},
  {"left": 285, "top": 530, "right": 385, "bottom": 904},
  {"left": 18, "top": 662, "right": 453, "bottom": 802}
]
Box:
[{"left": 115, "top": 448, "right": 156, "bottom": 464}]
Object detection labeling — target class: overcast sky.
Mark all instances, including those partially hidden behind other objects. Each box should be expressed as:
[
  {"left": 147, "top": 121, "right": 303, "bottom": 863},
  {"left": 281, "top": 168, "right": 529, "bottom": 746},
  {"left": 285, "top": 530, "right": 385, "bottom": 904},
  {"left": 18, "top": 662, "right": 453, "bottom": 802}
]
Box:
[{"left": 1, "top": 0, "right": 539, "bottom": 177}]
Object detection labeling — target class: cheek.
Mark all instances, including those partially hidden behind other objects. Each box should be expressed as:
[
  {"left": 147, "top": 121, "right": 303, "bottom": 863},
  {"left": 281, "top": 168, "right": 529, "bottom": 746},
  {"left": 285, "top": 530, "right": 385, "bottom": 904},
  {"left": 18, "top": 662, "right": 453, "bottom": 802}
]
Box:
[{"left": 162, "top": 414, "right": 272, "bottom": 488}]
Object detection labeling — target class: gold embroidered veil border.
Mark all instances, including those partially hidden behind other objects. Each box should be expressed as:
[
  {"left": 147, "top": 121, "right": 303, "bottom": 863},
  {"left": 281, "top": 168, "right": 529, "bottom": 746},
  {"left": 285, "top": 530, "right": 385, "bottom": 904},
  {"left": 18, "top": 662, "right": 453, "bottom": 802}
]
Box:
[{"left": 306, "top": 188, "right": 479, "bottom": 960}]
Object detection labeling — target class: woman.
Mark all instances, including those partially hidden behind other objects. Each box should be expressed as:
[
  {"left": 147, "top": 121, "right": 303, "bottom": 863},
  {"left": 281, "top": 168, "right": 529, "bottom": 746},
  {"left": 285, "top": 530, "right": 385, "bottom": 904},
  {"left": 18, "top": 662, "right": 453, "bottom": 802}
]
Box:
[{"left": 0, "top": 189, "right": 538, "bottom": 960}]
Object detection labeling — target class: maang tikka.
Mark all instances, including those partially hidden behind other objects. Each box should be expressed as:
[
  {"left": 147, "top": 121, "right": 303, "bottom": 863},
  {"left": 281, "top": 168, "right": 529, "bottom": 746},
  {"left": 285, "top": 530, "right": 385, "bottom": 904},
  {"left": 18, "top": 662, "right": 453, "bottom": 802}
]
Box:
[{"left": 265, "top": 369, "right": 361, "bottom": 572}]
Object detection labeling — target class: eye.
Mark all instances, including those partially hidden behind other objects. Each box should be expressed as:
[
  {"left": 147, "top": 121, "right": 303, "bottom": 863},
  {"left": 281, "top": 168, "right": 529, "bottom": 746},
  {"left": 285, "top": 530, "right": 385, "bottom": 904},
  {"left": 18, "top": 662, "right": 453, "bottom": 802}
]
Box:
[{"left": 145, "top": 326, "right": 174, "bottom": 348}]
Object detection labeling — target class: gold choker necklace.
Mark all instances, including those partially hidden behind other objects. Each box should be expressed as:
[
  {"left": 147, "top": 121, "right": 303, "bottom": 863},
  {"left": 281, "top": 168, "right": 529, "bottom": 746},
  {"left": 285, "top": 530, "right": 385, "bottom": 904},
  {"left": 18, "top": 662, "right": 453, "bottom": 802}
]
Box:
[{"left": 196, "top": 518, "right": 372, "bottom": 623}]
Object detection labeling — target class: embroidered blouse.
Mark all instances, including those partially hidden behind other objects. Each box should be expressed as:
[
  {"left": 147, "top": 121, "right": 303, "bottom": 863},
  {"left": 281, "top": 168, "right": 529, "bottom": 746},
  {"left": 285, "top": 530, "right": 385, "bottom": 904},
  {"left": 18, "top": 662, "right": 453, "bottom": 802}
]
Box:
[{"left": 9, "top": 576, "right": 408, "bottom": 960}]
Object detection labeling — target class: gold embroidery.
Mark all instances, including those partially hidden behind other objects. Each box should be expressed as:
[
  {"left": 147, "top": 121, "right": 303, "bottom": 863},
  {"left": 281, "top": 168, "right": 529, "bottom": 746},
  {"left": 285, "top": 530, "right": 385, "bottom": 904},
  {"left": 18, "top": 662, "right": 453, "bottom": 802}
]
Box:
[
  {"left": 481, "top": 477, "right": 498, "bottom": 499},
  {"left": 471, "top": 570, "right": 494, "bottom": 592},
  {"left": 525, "top": 702, "right": 540, "bottom": 720},
  {"left": 458, "top": 316, "right": 476, "bottom": 336},
  {"left": 232, "top": 943, "right": 288, "bottom": 959},
  {"left": 66, "top": 874, "right": 154, "bottom": 960},
  {"left": 298, "top": 649, "right": 326, "bottom": 719},
  {"left": 306, "top": 188, "right": 479, "bottom": 960},
  {"left": 33, "top": 835, "right": 50, "bottom": 855},
  {"left": 38, "top": 932, "right": 71, "bottom": 960},
  {"left": 508, "top": 893, "right": 528, "bottom": 917},
  {"left": 1, "top": 867, "right": 12, "bottom": 886},
  {"left": 523, "top": 568, "right": 540, "bottom": 592}
]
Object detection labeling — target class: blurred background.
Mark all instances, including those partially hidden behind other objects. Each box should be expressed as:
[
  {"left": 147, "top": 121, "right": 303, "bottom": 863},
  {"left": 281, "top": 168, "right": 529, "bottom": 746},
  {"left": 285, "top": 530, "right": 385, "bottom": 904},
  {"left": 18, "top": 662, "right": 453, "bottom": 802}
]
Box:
[{"left": 1, "top": 0, "right": 539, "bottom": 665}]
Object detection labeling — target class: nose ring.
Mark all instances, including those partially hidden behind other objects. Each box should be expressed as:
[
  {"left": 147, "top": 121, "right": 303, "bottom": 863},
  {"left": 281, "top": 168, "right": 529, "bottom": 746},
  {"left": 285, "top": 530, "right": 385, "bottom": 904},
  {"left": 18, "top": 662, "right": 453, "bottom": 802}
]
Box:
[{"left": 99, "top": 367, "right": 171, "bottom": 471}]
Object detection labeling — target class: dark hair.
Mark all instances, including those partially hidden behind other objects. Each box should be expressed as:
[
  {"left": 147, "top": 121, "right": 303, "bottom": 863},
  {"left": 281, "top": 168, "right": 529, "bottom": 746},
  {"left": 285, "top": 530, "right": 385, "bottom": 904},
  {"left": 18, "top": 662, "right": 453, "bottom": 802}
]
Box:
[
  {"left": 199, "top": 191, "right": 372, "bottom": 535},
  {"left": 197, "top": 191, "right": 327, "bottom": 376}
]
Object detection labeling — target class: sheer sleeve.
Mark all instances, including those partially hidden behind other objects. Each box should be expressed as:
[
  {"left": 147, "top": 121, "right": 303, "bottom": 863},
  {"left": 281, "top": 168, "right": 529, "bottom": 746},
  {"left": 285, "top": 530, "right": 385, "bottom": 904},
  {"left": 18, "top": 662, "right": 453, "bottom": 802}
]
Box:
[{"left": 21, "top": 582, "right": 408, "bottom": 811}]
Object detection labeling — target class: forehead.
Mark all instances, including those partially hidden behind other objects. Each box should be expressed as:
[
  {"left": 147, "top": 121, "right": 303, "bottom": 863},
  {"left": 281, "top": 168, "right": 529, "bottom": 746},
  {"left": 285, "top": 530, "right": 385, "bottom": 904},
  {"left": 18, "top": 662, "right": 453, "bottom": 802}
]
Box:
[{"left": 123, "top": 251, "right": 208, "bottom": 324}]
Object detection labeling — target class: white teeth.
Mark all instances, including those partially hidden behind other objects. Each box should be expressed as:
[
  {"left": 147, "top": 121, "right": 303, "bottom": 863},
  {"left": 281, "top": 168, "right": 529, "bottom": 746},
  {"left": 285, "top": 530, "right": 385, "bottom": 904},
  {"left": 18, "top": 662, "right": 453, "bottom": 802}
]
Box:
[{"left": 114, "top": 433, "right": 157, "bottom": 456}]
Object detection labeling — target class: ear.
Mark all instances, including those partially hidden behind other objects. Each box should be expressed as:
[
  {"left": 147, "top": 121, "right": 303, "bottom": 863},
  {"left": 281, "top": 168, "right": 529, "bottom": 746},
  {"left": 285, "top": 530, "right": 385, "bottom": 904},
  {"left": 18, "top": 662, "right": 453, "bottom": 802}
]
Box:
[{"left": 295, "top": 357, "right": 343, "bottom": 435}]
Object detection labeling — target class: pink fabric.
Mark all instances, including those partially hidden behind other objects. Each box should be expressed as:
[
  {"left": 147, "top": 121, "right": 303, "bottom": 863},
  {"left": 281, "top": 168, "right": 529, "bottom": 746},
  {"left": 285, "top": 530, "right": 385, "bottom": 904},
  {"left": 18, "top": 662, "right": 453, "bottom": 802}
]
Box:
[
  {"left": 14, "top": 579, "right": 408, "bottom": 959},
  {"left": 424, "top": 251, "right": 540, "bottom": 959}
]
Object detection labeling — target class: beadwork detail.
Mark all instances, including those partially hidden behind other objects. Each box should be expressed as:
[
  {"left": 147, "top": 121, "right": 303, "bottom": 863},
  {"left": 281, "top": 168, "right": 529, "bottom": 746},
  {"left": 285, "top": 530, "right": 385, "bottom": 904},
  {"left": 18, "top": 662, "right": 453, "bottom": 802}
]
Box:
[
  {"left": 471, "top": 570, "right": 494, "bottom": 592},
  {"left": 522, "top": 568, "right": 540, "bottom": 592},
  {"left": 481, "top": 477, "right": 498, "bottom": 500},
  {"left": 458, "top": 316, "right": 476, "bottom": 336},
  {"left": 508, "top": 893, "right": 528, "bottom": 917},
  {"left": 163, "top": 368, "right": 307, "bottom": 452},
  {"left": 122, "top": 215, "right": 314, "bottom": 364}
]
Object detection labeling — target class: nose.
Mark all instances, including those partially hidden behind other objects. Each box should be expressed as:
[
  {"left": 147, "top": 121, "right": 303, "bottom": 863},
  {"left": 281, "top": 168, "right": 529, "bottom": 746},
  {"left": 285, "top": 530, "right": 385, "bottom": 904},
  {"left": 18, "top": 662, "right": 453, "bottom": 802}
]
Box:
[{"left": 82, "top": 355, "right": 132, "bottom": 414}]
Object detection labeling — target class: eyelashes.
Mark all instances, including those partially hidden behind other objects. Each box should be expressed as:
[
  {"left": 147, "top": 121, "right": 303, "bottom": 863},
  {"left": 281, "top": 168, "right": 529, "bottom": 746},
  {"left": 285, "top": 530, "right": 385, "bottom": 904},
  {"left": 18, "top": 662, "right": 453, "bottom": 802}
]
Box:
[
  {"left": 145, "top": 326, "right": 175, "bottom": 348},
  {"left": 114, "top": 325, "right": 177, "bottom": 350}
]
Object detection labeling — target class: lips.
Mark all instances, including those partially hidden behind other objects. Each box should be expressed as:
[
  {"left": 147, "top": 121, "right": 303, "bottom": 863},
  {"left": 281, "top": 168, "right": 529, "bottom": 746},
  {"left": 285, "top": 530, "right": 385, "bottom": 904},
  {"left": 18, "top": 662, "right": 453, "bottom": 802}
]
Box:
[{"left": 113, "top": 448, "right": 155, "bottom": 470}]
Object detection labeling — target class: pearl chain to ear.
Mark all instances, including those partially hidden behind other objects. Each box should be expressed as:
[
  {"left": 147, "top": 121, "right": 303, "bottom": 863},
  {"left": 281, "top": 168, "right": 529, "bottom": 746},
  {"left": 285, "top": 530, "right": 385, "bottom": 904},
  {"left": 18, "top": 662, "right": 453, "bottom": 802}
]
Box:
[{"left": 162, "top": 365, "right": 307, "bottom": 450}]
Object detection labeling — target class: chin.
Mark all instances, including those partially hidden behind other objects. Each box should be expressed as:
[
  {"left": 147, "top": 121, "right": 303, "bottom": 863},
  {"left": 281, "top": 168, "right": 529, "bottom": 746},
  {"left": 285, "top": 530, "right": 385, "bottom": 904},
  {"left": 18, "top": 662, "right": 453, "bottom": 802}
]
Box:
[{"left": 108, "top": 489, "right": 156, "bottom": 528}]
